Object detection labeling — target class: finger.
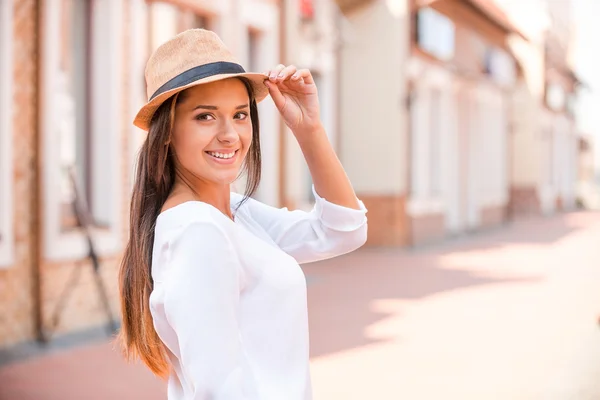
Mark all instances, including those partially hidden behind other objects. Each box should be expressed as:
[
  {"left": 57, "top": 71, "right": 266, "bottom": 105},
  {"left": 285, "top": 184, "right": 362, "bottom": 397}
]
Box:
[
  {"left": 276, "top": 65, "right": 297, "bottom": 81},
  {"left": 264, "top": 80, "right": 286, "bottom": 111},
  {"left": 290, "top": 69, "right": 314, "bottom": 85},
  {"left": 268, "top": 64, "right": 286, "bottom": 81}
]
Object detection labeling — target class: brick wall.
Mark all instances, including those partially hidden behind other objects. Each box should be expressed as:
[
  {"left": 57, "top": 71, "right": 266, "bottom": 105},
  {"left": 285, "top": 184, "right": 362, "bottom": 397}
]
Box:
[
  {"left": 0, "top": 1, "right": 131, "bottom": 348},
  {"left": 0, "top": 0, "right": 38, "bottom": 347},
  {"left": 508, "top": 186, "right": 541, "bottom": 217},
  {"left": 359, "top": 195, "right": 409, "bottom": 247},
  {"left": 40, "top": 258, "right": 121, "bottom": 337}
]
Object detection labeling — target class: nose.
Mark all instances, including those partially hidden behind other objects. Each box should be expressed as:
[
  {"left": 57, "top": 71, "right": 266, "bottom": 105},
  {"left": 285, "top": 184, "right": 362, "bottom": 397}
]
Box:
[{"left": 216, "top": 120, "right": 239, "bottom": 144}]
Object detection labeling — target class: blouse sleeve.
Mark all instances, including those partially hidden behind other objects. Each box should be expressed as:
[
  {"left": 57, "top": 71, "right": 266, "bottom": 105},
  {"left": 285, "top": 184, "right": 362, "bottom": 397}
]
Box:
[
  {"left": 238, "top": 186, "right": 368, "bottom": 264},
  {"left": 163, "top": 221, "right": 259, "bottom": 399}
]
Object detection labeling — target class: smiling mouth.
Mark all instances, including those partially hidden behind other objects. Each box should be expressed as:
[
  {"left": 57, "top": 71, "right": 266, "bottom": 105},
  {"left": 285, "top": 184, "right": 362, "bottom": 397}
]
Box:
[{"left": 205, "top": 150, "right": 238, "bottom": 160}]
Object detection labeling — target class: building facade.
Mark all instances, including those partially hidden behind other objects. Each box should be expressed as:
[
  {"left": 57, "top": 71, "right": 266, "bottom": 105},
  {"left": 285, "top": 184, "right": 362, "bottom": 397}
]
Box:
[
  {"left": 406, "top": 0, "right": 520, "bottom": 244},
  {"left": 337, "top": 0, "right": 520, "bottom": 246},
  {"left": 0, "top": 0, "right": 282, "bottom": 349},
  {"left": 497, "top": 0, "right": 582, "bottom": 216},
  {"left": 337, "top": 0, "right": 412, "bottom": 246},
  {"left": 0, "top": 0, "right": 587, "bottom": 350}
]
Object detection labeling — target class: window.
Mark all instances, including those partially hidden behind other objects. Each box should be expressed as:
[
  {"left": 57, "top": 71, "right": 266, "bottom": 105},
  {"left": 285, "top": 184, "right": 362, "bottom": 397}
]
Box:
[
  {"left": 0, "top": 0, "right": 14, "bottom": 267},
  {"left": 58, "top": 0, "right": 92, "bottom": 230},
  {"left": 248, "top": 28, "right": 261, "bottom": 72},
  {"left": 41, "top": 0, "right": 123, "bottom": 260},
  {"left": 178, "top": 10, "right": 212, "bottom": 32},
  {"left": 546, "top": 83, "right": 566, "bottom": 111},
  {"left": 129, "top": 0, "right": 150, "bottom": 191},
  {"left": 484, "top": 47, "right": 516, "bottom": 87},
  {"left": 416, "top": 7, "right": 455, "bottom": 61},
  {"left": 149, "top": 2, "right": 179, "bottom": 51},
  {"left": 150, "top": 3, "right": 215, "bottom": 52}
]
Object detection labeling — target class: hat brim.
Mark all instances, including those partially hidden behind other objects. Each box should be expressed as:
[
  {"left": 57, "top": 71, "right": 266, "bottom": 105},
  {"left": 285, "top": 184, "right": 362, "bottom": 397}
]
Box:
[{"left": 133, "top": 72, "right": 269, "bottom": 131}]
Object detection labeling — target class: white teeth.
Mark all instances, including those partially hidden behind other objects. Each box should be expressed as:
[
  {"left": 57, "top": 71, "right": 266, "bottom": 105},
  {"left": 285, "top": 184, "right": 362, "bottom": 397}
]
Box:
[{"left": 208, "top": 151, "right": 235, "bottom": 159}]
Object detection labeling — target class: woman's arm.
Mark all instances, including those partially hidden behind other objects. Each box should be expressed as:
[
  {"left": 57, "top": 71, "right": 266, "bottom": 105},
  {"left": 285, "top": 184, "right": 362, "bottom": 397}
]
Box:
[
  {"left": 233, "top": 190, "right": 367, "bottom": 264},
  {"left": 264, "top": 65, "right": 361, "bottom": 211},
  {"left": 296, "top": 124, "right": 360, "bottom": 210},
  {"left": 164, "top": 222, "right": 259, "bottom": 399},
  {"left": 239, "top": 65, "right": 367, "bottom": 263}
]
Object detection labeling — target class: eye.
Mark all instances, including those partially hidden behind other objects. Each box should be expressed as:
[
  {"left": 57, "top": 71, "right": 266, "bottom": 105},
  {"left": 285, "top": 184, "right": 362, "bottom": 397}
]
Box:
[
  {"left": 195, "top": 113, "right": 215, "bottom": 121},
  {"left": 234, "top": 112, "right": 249, "bottom": 120}
]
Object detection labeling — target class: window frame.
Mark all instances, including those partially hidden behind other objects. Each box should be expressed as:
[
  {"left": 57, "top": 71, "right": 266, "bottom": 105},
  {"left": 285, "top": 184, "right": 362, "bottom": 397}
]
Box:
[
  {"left": 0, "top": 0, "right": 14, "bottom": 268},
  {"left": 429, "top": 87, "right": 442, "bottom": 196},
  {"left": 40, "top": 0, "right": 123, "bottom": 261}
]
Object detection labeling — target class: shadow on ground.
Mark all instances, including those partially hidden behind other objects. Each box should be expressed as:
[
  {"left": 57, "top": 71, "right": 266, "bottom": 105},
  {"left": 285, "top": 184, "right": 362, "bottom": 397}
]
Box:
[
  {"left": 303, "top": 211, "right": 600, "bottom": 359},
  {"left": 304, "top": 249, "right": 542, "bottom": 358}
]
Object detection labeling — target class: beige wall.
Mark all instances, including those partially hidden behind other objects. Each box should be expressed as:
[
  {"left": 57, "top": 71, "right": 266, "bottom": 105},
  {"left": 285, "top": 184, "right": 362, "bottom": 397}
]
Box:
[
  {"left": 510, "top": 79, "right": 542, "bottom": 187},
  {"left": 496, "top": 2, "right": 549, "bottom": 191},
  {"left": 339, "top": 0, "right": 409, "bottom": 195}
]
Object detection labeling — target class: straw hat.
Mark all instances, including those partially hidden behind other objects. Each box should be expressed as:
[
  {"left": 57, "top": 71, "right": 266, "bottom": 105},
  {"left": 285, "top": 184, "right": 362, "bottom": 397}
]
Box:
[{"left": 133, "top": 29, "right": 269, "bottom": 131}]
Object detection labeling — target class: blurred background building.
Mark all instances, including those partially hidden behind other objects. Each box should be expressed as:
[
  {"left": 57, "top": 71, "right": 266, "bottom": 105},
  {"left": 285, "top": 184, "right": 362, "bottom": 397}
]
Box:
[{"left": 0, "top": 0, "right": 596, "bottom": 350}]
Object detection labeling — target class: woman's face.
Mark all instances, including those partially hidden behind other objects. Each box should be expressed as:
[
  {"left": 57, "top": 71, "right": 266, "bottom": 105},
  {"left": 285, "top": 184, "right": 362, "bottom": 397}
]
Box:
[{"left": 171, "top": 78, "right": 253, "bottom": 186}]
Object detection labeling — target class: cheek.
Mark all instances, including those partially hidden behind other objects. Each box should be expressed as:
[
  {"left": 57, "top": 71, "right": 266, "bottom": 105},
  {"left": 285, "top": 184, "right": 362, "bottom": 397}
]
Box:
[
  {"left": 173, "top": 128, "right": 212, "bottom": 165},
  {"left": 240, "top": 125, "right": 253, "bottom": 151}
]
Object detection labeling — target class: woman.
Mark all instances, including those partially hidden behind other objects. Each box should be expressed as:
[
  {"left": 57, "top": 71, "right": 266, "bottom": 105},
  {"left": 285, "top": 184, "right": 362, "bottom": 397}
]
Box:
[{"left": 119, "top": 29, "right": 367, "bottom": 399}]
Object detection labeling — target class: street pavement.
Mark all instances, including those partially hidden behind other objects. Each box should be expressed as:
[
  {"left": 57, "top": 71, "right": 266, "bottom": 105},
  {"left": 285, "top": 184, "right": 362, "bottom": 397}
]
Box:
[{"left": 2, "top": 211, "right": 600, "bottom": 400}]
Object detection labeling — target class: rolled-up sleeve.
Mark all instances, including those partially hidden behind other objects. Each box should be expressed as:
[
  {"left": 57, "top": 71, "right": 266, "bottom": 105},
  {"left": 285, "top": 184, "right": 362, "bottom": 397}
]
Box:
[
  {"left": 311, "top": 186, "right": 367, "bottom": 232},
  {"left": 163, "top": 222, "right": 259, "bottom": 399},
  {"left": 239, "top": 186, "right": 367, "bottom": 264}
]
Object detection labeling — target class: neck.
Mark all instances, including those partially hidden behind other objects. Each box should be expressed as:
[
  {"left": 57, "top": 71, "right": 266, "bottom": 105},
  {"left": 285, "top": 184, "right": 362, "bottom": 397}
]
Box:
[{"left": 172, "top": 173, "right": 233, "bottom": 220}]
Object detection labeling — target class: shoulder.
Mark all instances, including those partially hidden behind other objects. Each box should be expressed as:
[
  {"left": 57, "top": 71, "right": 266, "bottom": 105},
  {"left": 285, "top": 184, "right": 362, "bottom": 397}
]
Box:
[
  {"left": 160, "top": 191, "right": 197, "bottom": 214},
  {"left": 157, "top": 201, "right": 234, "bottom": 246},
  {"left": 171, "top": 221, "right": 234, "bottom": 260},
  {"left": 152, "top": 202, "right": 242, "bottom": 284},
  {"left": 230, "top": 192, "right": 276, "bottom": 221}
]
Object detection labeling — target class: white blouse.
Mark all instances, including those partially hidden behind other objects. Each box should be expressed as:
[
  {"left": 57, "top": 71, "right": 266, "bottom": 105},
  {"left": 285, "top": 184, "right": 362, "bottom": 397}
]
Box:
[{"left": 149, "top": 188, "right": 368, "bottom": 400}]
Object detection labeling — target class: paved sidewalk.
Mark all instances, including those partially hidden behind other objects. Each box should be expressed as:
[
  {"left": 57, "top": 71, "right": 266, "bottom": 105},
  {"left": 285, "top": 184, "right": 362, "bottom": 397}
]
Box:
[{"left": 2, "top": 212, "right": 600, "bottom": 400}]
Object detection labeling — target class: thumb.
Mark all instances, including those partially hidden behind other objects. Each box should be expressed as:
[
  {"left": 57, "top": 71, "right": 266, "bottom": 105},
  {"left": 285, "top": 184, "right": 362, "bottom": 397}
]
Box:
[{"left": 265, "top": 81, "right": 286, "bottom": 112}]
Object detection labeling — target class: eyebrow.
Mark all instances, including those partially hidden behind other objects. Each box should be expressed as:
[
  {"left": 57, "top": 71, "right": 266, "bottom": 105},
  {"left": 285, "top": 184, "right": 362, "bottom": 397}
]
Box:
[{"left": 192, "top": 104, "right": 249, "bottom": 111}]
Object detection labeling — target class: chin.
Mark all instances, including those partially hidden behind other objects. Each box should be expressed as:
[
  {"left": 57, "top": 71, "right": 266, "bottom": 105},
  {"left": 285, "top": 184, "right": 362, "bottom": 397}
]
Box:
[{"left": 212, "top": 173, "right": 241, "bottom": 186}]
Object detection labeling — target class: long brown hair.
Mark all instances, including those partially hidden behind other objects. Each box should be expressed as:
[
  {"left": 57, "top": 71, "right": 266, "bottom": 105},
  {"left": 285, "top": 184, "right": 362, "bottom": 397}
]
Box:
[{"left": 118, "top": 78, "right": 261, "bottom": 378}]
